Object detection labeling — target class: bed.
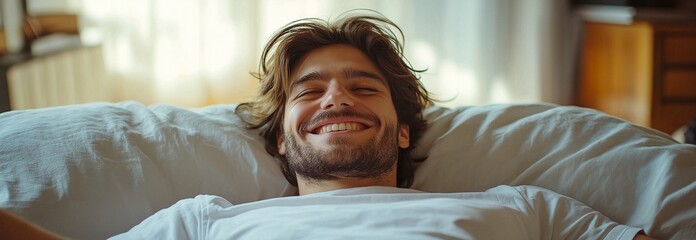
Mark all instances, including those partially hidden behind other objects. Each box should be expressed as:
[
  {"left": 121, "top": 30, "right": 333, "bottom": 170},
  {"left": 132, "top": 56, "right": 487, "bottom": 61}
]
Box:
[{"left": 1, "top": 101, "right": 695, "bottom": 239}]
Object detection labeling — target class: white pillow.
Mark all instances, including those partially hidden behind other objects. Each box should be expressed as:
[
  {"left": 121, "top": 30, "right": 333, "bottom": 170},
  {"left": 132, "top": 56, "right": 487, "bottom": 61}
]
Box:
[
  {"left": 0, "top": 102, "right": 294, "bottom": 239},
  {"left": 412, "top": 103, "right": 696, "bottom": 239},
  {"left": 1, "top": 102, "right": 694, "bottom": 239}
]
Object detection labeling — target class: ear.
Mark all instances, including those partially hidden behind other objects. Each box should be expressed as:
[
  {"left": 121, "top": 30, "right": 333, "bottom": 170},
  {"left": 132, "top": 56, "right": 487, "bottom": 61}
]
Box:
[
  {"left": 398, "top": 124, "right": 410, "bottom": 149},
  {"left": 277, "top": 132, "right": 286, "bottom": 155}
]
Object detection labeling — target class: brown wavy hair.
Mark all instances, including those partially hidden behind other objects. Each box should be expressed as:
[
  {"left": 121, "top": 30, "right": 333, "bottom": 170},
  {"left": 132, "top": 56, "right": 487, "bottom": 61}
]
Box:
[{"left": 236, "top": 10, "right": 433, "bottom": 188}]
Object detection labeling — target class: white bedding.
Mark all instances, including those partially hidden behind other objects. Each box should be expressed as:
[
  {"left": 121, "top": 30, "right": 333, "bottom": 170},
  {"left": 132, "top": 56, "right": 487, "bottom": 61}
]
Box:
[
  {"left": 110, "top": 185, "right": 641, "bottom": 240},
  {"left": 1, "top": 101, "right": 695, "bottom": 239}
]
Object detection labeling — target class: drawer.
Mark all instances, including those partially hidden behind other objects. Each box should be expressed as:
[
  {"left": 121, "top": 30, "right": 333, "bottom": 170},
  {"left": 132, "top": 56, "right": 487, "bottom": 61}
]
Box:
[
  {"left": 663, "top": 70, "right": 696, "bottom": 100},
  {"left": 662, "top": 35, "right": 696, "bottom": 64}
]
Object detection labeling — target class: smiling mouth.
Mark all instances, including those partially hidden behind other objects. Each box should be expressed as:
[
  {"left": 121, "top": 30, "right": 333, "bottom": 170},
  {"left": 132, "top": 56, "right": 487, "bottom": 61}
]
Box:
[{"left": 313, "top": 122, "right": 368, "bottom": 134}]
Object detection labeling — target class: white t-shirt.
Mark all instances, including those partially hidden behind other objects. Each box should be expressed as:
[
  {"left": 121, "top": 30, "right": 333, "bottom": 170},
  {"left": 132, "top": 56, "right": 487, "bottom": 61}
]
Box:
[{"left": 110, "top": 185, "right": 642, "bottom": 239}]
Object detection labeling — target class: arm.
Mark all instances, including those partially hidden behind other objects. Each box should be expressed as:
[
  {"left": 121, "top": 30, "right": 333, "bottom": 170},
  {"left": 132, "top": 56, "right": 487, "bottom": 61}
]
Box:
[
  {"left": 514, "top": 186, "right": 648, "bottom": 240},
  {"left": 109, "top": 195, "right": 218, "bottom": 239},
  {"left": 634, "top": 232, "right": 658, "bottom": 240},
  {"left": 0, "top": 210, "right": 63, "bottom": 239}
]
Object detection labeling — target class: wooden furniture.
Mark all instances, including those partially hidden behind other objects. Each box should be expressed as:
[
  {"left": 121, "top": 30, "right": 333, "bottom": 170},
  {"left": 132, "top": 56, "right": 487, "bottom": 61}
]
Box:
[
  {"left": 0, "top": 53, "right": 32, "bottom": 113},
  {"left": 578, "top": 15, "right": 696, "bottom": 135}
]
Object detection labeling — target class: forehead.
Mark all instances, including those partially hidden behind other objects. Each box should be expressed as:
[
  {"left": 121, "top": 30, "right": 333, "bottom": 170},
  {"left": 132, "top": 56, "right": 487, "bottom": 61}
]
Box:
[{"left": 288, "top": 44, "right": 386, "bottom": 86}]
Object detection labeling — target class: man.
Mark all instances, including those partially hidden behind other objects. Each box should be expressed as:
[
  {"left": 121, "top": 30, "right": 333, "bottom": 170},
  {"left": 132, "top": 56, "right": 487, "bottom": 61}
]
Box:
[
  {"left": 3, "top": 11, "right": 655, "bottom": 240},
  {"left": 234, "top": 12, "right": 433, "bottom": 195}
]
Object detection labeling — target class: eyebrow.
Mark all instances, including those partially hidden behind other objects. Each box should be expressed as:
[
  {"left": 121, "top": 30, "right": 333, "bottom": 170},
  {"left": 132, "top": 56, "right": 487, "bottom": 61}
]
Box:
[
  {"left": 342, "top": 68, "right": 384, "bottom": 83},
  {"left": 290, "top": 68, "right": 385, "bottom": 90}
]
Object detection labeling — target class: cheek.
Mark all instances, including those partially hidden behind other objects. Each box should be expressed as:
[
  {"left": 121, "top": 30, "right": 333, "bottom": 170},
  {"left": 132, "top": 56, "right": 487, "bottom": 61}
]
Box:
[
  {"left": 374, "top": 99, "right": 399, "bottom": 122},
  {"left": 286, "top": 103, "right": 313, "bottom": 134}
]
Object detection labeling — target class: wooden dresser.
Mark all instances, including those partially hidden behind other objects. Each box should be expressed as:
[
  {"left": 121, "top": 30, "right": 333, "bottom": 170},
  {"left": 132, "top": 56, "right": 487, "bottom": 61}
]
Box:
[{"left": 577, "top": 12, "right": 696, "bottom": 135}]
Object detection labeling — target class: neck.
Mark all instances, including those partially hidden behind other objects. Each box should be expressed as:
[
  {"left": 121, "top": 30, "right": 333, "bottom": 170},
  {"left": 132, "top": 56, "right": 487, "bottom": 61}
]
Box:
[{"left": 297, "top": 171, "right": 397, "bottom": 195}]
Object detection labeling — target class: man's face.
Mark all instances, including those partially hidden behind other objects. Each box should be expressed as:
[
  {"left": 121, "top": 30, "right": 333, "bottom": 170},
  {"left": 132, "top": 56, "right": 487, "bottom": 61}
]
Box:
[{"left": 277, "top": 44, "right": 410, "bottom": 182}]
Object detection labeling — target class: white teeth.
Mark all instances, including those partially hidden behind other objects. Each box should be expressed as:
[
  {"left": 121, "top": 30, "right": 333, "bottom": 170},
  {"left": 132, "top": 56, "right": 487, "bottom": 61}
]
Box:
[{"left": 319, "top": 123, "right": 361, "bottom": 134}]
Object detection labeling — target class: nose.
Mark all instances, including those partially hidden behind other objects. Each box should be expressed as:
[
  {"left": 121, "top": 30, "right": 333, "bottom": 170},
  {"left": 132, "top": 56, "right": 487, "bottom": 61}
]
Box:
[{"left": 320, "top": 82, "right": 354, "bottom": 110}]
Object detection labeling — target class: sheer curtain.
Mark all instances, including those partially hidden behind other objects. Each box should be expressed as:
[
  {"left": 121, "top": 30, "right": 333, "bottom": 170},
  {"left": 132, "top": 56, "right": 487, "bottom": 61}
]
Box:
[{"left": 75, "top": 0, "right": 577, "bottom": 108}]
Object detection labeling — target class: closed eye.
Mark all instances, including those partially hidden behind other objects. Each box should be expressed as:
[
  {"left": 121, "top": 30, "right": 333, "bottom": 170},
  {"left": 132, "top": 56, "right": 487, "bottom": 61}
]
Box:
[
  {"left": 295, "top": 89, "right": 323, "bottom": 100},
  {"left": 353, "top": 87, "right": 379, "bottom": 95}
]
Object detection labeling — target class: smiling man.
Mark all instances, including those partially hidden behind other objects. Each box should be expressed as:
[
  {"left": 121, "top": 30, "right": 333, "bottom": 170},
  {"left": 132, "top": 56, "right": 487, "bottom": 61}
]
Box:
[
  {"left": 235, "top": 13, "right": 433, "bottom": 196},
  {"left": 276, "top": 44, "right": 412, "bottom": 195}
]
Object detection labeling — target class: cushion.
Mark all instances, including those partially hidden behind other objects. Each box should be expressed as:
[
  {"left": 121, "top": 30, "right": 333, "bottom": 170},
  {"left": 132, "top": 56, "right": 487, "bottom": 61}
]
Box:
[
  {"left": 413, "top": 104, "right": 696, "bottom": 240},
  {"left": 0, "top": 102, "right": 293, "bottom": 239}
]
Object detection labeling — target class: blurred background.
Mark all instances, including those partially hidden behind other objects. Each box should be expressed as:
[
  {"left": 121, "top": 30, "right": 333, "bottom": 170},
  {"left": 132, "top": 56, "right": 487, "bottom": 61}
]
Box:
[{"left": 1, "top": 0, "right": 695, "bottom": 135}]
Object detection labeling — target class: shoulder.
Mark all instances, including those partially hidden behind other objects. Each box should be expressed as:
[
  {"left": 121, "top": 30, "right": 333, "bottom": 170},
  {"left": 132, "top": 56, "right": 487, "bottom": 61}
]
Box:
[
  {"left": 176, "top": 195, "right": 234, "bottom": 213},
  {"left": 143, "top": 195, "right": 234, "bottom": 221},
  {"left": 109, "top": 195, "right": 234, "bottom": 239},
  {"left": 190, "top": 195, "right": 234, "bottom": 207},
  {"left": 486, "top": 185, "right": 569, "bottom": 202}
]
